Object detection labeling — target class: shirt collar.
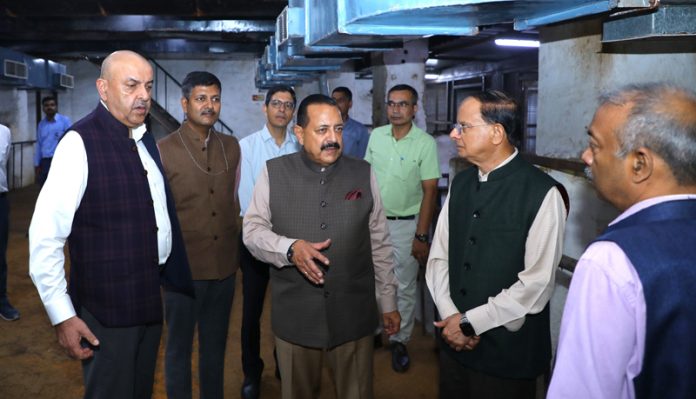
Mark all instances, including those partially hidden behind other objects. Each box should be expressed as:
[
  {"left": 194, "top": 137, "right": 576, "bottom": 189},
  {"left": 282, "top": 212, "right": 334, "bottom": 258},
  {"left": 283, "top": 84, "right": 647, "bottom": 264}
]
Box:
[
  {"left": 261, "top": 124, "right": 295, "bottom": 146},
  {"left": 479, "top": 148, "right": 518, "bottom": 182},
  {"left": 610, "top": 194, "right": 696, "bottom": 226}
]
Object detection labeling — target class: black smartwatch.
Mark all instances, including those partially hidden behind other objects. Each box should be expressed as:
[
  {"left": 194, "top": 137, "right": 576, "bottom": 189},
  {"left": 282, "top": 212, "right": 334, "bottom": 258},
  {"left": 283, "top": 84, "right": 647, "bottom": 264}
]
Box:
[
  {"left": 459, "top": 314, "right": 475, "bottom": 337},
  {"left": 286, "top": 241, "right": 297, "bottom": 263},
  {"left": 414, "top": 233, "right": 429, "bottom": 243}
]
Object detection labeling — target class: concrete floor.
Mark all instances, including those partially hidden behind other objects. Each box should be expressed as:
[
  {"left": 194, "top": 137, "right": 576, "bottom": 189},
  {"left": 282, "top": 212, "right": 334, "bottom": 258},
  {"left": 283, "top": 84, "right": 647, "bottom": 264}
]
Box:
[{"left": 0, "top": 185, "right": 440, "bottom": 398}]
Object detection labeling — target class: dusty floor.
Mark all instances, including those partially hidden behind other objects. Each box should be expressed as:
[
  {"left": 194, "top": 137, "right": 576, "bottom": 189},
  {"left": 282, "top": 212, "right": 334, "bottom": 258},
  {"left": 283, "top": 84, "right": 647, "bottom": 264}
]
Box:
[{"left": 0, "top": 185, "right": 439, "bottom": 398}]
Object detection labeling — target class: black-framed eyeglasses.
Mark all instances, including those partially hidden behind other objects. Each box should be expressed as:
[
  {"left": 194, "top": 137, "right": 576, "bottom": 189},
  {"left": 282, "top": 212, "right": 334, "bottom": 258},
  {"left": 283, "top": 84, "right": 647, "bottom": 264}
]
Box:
[
  {"left": 269, "top": 99, "right": 295, "bottom": 110},
  {"left": 452, "top": 122, "right": 492, "bottom": 135}
]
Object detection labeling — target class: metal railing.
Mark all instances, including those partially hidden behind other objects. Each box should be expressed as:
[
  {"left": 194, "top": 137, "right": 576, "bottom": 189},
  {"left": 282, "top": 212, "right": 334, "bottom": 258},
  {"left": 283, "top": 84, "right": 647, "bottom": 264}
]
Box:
[
  {"left": 9, "top": 140, "right": 35, "bottom": 190},
  {"left": 150, "top": 59, "right": 235, "bottom": 136}
]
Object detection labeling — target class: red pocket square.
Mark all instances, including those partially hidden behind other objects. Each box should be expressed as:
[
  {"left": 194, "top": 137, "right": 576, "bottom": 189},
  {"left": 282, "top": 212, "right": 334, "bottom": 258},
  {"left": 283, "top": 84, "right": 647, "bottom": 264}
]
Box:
[{"left": 345, "top": 189, "right": 363, "bottom": 200}]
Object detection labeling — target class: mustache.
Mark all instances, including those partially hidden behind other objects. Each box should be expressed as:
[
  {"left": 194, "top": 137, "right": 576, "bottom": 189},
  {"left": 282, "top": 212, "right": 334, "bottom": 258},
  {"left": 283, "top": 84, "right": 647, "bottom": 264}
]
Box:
[
  {"left": 201, "top": 108, "right": 216, "bottom": 115},
  {"left": 133, "top": 100, "right": 149, "bottom": 108},
  {"left": 321, "top": 141, "right": 341, "bottom": 151},
  {"left": 584, "top": 166, "right": 593, "bottom": 181}
]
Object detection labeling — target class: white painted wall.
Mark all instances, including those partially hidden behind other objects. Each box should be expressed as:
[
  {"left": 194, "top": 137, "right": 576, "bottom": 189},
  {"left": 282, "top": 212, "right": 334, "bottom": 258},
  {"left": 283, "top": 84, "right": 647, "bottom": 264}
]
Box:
[
  {"left": 536, "top": 16, "right": 696, "bottom": 259},
  {"left": 325, "top": 71, "right": 374, "bottom": 128}
]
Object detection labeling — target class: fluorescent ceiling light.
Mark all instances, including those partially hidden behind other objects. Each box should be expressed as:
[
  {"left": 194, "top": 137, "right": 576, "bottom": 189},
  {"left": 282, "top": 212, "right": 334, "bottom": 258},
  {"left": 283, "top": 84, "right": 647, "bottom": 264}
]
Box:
[
  {"left": 425, "top": 73, "right": 440, "bottom": 80},
  {"left": 495, "top": 39, "right": 540, "bottom": 48},
  {"left": 425, "top": 58, "right": 439, "bottom": 66}
]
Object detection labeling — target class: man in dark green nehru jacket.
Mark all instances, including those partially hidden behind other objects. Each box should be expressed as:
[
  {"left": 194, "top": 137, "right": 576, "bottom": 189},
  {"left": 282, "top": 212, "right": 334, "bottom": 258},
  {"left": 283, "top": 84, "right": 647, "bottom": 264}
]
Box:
[
  {"left": 426, "top": 90, "right": 567, "bottom": 399},
  {"left": 243, "top": 94, "right": 400, "bottom": 399}
]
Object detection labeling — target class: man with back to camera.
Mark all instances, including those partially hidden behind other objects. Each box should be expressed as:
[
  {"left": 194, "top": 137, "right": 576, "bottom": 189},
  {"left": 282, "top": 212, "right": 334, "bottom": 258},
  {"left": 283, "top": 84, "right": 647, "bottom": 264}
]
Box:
[
  {"left": 35, "top": 95, "right": 72, "bottom": 185},
  {"left": 365, "top": 83, "right": 440, "bottom": 372},
  {"left": 158, "top": 71, "right": 241, "bottom": 399},
  {"left": 243, "top": 93, "right": 400, "bottom": 399},
  {"left": 331, "top": 86, "right": 370, "bottom": 158},
  {"left": 548, "top": 83, "right": 696, "bottom": 399},
  {"left": 237, "top": 84, "right": 300, "bottom": 399},
  {"left": 29, "top": 50, "right": 193, "bottom": 399},
  {"left": 426, "top": 90, "right": 567, "bottom": 398},
  {"left": 0, "top": 122, "right": 18, "bottom": 321}
]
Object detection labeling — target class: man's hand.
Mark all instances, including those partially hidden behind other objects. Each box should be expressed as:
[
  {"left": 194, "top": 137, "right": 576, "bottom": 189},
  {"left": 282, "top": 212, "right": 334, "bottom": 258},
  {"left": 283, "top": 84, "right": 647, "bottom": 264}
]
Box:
[
  {"left": 433, "top": 313, "right": 480, "bottom": 352},
  {"left": 289, "top": 239, "right": 331, "bottom": 284},
  {"left": 55, "top": 316, "right": 100, "bottom": 360},
  {"left": 382, "top": 311, "right": 401, "bottom": 336},
  {"left": 411, "top": 238, "right": 430, "bottom": 266}
]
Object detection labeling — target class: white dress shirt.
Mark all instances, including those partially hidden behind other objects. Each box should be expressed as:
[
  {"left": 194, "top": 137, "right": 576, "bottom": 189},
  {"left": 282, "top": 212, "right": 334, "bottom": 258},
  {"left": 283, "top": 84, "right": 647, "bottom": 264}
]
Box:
[
  {"left": 0, "top": 123, "right": 10, "bottom": 193},
  {"left": 29, "top": 114, "right": 172, "bottom": 326}
]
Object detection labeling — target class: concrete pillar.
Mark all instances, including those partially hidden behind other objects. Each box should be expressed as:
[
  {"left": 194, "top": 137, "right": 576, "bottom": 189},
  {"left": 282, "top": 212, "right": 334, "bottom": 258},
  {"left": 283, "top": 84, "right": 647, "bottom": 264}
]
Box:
[{"left": 371, "top": 39, "right": 428, "bottom": 130}]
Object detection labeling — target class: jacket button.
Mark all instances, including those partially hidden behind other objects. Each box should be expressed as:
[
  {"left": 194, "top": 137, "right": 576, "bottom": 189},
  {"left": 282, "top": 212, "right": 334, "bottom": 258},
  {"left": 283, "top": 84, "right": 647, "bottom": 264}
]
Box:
[
  {"left": 142, "top": 169, "right": 148, "bottom": 176},
  {"left": 131, "top": 146, "right": 138, "bottom": 152},
  {"left": 320, "top": 178, "right": 326, "bottom": 185},
  {"left": 324, "top": 291, "right": 330, "bottom": 298},
  {"left": 460, "top": 288, "right": 467, "bottom": 296},
  {"left": 468, "top": 237, "right": 476, "bottom": 245},
  {"left": 153, "top": 258, "right": 159, "bottom": 265},
  {"left": 464, "top": 262, "right": 471, "bottom": 271},
  {"left": 320, "top": 200, "right": 327, "bottom": 207},
  {"left": 473, "top": 210, "right": 480, "bottom": 218},
  {"left": 210, "top": 189, "right": 214, "bottom": 194},
  {"left": 212, "top": 211, "right": 216, "bottom": 217},
  {"left": 320, "top": 223, "right": 327, "bottom": 230},
  {"left": 213, "top": 235, "right": 218, "bottom": 240}
]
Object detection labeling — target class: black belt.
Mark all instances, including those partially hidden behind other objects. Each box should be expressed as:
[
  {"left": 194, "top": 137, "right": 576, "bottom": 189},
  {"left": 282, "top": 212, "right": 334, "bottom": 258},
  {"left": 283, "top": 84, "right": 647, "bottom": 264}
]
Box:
[{"left": 386, "top": 215, "right": 415, "bottom": 220}]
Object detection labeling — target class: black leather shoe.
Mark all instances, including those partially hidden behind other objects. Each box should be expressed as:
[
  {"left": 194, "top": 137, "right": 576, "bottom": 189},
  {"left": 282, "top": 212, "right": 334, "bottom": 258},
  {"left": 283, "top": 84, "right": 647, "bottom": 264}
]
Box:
[
  {"left": 390, "top": 342, "right": 410, "bottom": 373},
  {"left": 241, "top": 376, "right": 260, "bottom": 399}
]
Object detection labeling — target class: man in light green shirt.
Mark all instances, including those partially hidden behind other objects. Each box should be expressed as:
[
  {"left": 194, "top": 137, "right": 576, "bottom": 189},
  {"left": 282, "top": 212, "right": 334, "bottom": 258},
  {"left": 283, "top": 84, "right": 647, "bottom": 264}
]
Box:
[{"left": 365, "top": 84, "right": 440, "bottom": 373}]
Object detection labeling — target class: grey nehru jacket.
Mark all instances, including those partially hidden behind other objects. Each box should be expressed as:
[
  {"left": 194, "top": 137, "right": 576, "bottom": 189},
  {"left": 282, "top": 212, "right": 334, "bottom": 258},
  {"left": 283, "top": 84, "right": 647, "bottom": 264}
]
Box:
[{"left": 243, "top": 151, "right": 397, "bottom": 349}]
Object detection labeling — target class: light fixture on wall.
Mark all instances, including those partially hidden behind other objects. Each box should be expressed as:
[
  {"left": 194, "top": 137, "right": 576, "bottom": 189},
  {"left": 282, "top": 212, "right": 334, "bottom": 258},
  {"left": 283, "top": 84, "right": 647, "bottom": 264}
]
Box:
[
  {"left": 494, "top": 38, "right": 540, "bottom": 48},
  {"left": 425, "top": 73, "right": 440, "bottom": 80}
]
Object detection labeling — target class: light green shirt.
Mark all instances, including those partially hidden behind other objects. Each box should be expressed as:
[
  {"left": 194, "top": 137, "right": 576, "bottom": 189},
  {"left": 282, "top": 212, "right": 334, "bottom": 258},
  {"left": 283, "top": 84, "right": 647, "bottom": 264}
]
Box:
[{"left": 365, "top": 123, "right": 440, "bottom": 216}]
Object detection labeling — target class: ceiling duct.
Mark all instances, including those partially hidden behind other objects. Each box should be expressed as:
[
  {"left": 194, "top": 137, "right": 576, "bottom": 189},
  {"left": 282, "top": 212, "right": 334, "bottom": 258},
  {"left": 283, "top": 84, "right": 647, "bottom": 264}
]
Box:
[{"left": 602, "top": 4, "right": 696, "bottom": 42}]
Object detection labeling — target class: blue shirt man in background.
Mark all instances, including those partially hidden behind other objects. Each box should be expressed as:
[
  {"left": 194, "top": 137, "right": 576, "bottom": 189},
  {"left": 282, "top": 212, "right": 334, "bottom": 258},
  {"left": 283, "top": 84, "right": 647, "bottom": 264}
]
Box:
[
  {"left": 34, "top": 96, "right": 72, "bottom": 185},
  {"left": 237, "top": 85, "right": 300, "bottom": 399},
  {"left": 331, "top": 86, "right": 370, "bottom": 158}
]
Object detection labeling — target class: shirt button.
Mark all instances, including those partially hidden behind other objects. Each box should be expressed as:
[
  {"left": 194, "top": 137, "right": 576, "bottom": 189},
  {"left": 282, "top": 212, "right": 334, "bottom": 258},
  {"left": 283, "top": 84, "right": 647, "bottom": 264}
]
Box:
[
  {"left": 473, "top": 211, "right": 480, "bottom": 218},
  {"left": 320, "top": 223, "right": 327, "bottom": 230},
  {"left": 464, "top": 262, "right": 471, "bottom": 271},
  {"left": 320, "top": 201, "right": 327, "bottom": 207}
]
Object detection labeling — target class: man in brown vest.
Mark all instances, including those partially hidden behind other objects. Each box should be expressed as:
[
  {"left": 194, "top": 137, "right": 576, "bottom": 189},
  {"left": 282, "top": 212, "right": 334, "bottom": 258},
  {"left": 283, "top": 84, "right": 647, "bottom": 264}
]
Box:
[
  {"left": 158, "top": 71, "right": 241, "bottom": 399},
  {"left": 243, "top": 94, "right": 400, "bottom": 399}
]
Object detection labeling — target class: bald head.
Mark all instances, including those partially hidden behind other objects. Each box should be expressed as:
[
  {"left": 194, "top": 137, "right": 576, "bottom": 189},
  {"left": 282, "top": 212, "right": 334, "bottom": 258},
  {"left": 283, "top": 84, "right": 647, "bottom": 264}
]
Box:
[{"left": 96, "top": 50, "right": 154, "bottom": 128}]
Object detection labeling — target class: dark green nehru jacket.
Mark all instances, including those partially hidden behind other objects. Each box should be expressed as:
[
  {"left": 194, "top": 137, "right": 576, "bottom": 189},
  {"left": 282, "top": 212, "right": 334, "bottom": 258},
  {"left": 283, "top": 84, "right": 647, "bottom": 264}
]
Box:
[{"left": 447, "top": 154, "right": 558, "bottom": 379}]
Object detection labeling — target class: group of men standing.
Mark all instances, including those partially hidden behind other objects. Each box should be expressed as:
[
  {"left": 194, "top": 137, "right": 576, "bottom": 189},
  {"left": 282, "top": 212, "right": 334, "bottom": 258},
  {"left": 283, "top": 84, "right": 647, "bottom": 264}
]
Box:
[{"left": 25, "top": 48, "right": 696, "bottom": 399}]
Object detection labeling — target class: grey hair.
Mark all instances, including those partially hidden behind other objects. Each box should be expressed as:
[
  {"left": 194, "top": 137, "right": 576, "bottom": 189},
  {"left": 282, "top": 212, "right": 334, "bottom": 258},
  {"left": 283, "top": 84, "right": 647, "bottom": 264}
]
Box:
[{"left": 599, "top": 82, "right": 696, "bottom": 185}]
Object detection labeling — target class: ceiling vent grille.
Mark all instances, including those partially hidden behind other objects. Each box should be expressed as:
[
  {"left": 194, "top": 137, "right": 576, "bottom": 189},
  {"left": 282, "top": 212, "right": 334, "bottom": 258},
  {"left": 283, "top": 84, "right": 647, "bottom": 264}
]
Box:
[
  {"left": 54, "top": 73, "right": 74, "bottom": 89},
  {"left": 3, "top": 59, "right": 28, "bottom": 79}
]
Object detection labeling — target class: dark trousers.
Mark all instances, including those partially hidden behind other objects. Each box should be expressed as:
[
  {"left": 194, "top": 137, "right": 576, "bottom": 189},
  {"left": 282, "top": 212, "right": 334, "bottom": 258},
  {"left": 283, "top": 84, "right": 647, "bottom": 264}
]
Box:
[
  {"left": 81, "top": 307, "right": 162, "bottom": 399},
  {"left": 439, "top": 348, "right": 538, "bottom": 399},
  {"left": 240, "top": 235, "right": 272, "bottom": 380},
  {"left": 0, "top": 194, "right": 8, "bottom": 299},
  {"left": 38, "top": 157, "right": 52, "bottom": 186},
  {"left": 164, "top": 275, "right": 236, "bottom": 399}
]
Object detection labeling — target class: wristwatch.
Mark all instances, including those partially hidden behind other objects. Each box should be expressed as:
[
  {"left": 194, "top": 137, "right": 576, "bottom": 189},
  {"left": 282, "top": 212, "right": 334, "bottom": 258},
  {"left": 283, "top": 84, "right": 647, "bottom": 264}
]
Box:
[
  {"left": 414, "top": 233, "right": 429, "bottom": 243},
  {"left": 286, "top": 241, "right": 297, "bottom": 263},
  {"left": 459, "top": 314, "right": 475, "bottom": 337}
]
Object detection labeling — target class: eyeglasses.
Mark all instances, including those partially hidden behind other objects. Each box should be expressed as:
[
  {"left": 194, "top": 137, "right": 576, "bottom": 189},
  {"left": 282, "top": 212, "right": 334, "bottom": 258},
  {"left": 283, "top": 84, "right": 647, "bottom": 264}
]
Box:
[
  {"left": 452, "top": 122, "right": 492, "bottom": 135},
  {"left": 269, "top": 99, "right": 295, "bottom": 110},
  {"left": 386, "top": 101, "right": 413, "bottom": 109}
]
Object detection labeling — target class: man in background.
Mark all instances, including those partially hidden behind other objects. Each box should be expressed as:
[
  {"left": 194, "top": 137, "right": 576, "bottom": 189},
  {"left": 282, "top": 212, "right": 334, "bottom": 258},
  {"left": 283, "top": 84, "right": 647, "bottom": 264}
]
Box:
[
  {"left": 549, "top": 83, "right": 696, "bottom": 399},
  {"left": 34, "top": 96, "right": 72, "bottom": 185},
  {"left": 29, "top": 50, "right": 193, "bottom": 399},
  {"left": 331, "top": 86, "right": 370, "bottom": 158},
  {"left": 159, "top": 71, "right": 241, "bottom": 399},
  {"left": 365, "top": 84, "right": 440, "bottom": 373},
  {"left": 238, "top": 85, "right": 300, "bottom": 399},
  {"left": 0, "top": 122, "right": 18, "bottom": 321}
]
